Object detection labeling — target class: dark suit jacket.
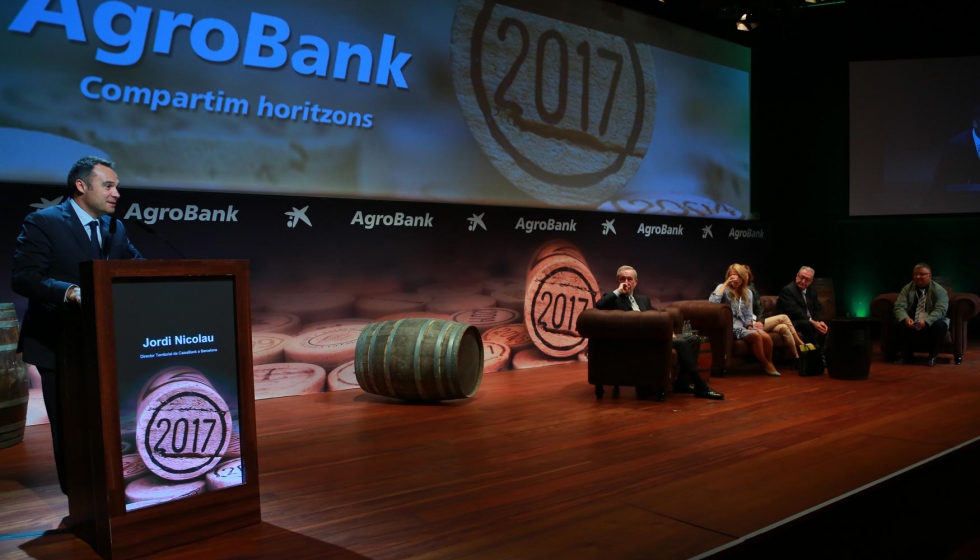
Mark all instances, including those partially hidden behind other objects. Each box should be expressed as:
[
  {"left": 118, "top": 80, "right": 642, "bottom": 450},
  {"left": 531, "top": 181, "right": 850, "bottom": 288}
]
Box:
[
  {"left": 596, "top": 291, "right": 654, "bottom": 312},
  {"left": 12, "top": 199, "right": 142, "bottom": 369},
  {"left": 775, "top": 281, "right": 822, "bottom": 324}
]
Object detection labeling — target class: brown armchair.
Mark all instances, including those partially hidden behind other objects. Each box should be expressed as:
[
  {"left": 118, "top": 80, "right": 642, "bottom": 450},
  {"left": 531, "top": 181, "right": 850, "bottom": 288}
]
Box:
[
  {"left": 576, "top": 307, "right": 681, "bottom": 401},
  {"left": 870, "top": 291, "right": 979, "bottom": 364}
]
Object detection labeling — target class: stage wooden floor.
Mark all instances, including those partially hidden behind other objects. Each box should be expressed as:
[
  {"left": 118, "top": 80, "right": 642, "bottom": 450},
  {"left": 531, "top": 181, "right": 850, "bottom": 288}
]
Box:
[{"left": 2, "top": 344, "right": 980, "bottom": 559}]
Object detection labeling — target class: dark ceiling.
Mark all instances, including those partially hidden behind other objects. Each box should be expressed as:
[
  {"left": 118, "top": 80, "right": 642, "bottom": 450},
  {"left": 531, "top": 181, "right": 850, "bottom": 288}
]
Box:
[{"left": 605, "top": 0, "right": 980, "bottom": 57}]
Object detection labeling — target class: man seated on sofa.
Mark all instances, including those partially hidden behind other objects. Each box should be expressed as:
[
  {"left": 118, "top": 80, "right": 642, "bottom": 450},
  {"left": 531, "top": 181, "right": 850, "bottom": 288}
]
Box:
[
  {"left": 595, "top": 265, "right": 723, "bottom": 400},
  {"left": 775, "top": 266, "right": 829, "bottom": 347},
  {"left": 893, "top": 263, "right": 949, "bottom": 367}
]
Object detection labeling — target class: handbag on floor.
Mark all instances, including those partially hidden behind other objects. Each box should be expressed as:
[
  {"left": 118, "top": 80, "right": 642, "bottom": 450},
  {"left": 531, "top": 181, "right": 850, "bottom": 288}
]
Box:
[{"left": 798, "top": 343, "right": 824, "bottom": 377}]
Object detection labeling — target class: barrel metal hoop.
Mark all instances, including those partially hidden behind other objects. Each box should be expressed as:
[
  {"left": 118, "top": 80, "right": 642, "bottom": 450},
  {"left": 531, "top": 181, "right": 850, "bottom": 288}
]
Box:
[
  {"left": 365, "top": 323, "right": 385, "bottom": 395},
  {"left": 0, "top": 343, "right": 18, "bottom": 352},
  {"left": 0, "top": 420, "right": 27, "bottom": 434},
  {"left": 412, "top": 320, "right": 437, "bottom": 401},
  {"left": 432, "top": 321, "right": 454, "bottom": 400},
  {"left": 443, "top": 323, "right": 465, "bottom": 398},
  {"left": 0, "top": 396, "right": 29, "bottom": 410},
  {"left": 382, "top": 320, "right": 405, "bottom": 397},
  {"left": 354, "top": 323, "right": 377, "bottom": 391}
]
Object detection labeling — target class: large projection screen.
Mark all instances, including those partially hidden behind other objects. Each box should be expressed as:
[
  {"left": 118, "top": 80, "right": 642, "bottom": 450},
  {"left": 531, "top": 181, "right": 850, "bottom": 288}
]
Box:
[
  {"left": 1, "top": 0, "right": 750, "bottom": 217},
  {"left": 851, "top": 55, "right": 980, "bottom": 217}
]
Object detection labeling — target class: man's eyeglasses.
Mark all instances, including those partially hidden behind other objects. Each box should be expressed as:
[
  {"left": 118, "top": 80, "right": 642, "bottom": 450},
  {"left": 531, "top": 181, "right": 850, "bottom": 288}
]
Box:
[{"left": 796, "top": 274, "right": 814, "bottom": 283}]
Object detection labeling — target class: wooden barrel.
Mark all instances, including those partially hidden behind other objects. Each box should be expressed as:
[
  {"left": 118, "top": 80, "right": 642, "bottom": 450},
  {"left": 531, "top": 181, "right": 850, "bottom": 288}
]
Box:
[
  {"left": 0, "top": 316, "right": 29, "bottom": 449},
  {"left": 354, "top": 319, "right": 483, "bottom": 401},
  {"left": 0, "top": 302, "right": 16, "bottom": 321}
]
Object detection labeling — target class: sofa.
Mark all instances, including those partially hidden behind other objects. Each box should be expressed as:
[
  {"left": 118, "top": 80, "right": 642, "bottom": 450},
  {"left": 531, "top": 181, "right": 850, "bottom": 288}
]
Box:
[{"left": 668, "top": 294, "right": 834, "bottom": 377}]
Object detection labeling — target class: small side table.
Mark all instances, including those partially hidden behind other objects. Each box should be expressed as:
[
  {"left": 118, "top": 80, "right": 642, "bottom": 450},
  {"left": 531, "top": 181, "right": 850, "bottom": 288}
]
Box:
[{"left": 826, "top": 318, "right": 875, "bottom": 380}]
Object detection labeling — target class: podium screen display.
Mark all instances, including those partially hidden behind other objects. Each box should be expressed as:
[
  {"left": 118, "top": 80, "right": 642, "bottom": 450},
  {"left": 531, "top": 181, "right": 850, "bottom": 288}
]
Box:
[{"left": 112, "top": 277, "right": 243, "bottom": 511}]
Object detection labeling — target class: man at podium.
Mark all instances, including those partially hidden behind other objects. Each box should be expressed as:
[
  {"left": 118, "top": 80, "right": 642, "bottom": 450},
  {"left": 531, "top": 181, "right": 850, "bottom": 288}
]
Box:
[{"left": 11, "top": 156, "right": 142, "bottom": 494}]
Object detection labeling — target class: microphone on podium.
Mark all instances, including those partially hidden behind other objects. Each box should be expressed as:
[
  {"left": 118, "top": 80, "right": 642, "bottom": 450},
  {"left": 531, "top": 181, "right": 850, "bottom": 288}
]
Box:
[
  {"left": 104, "top": 217, "right": 117, "bottom": 259},
  {"left": 131, "top": 220, "right": 187, "bottom": 259}
]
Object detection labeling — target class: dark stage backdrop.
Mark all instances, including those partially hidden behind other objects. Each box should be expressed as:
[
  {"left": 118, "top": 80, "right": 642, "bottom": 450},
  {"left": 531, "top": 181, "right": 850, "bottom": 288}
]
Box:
[{"left": 1, "top": 183, "right": 771, "bottom": 411}]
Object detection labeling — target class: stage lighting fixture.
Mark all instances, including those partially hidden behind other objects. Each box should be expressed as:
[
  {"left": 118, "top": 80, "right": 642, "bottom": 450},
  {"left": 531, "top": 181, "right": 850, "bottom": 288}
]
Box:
[{"left": 736, "top": 13, "right": 759, "bottom": 31}]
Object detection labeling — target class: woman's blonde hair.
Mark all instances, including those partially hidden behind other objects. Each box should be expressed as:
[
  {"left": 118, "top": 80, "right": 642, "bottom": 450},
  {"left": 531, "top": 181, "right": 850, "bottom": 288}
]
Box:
[{"left": 724, "top": 263, "right": 750, "bottom": 302}]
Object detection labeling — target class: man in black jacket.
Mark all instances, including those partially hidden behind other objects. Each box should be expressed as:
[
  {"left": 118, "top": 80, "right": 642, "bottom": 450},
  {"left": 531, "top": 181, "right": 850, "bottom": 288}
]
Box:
[
  {"left": 12, "top": 156, "right": 142, "bottom": 494},
  {"left": 595, "top": 265, "right": 723, "bottom": 400},
  {"left": 775, "top": 266, "right": 828, "bottom": 346}
]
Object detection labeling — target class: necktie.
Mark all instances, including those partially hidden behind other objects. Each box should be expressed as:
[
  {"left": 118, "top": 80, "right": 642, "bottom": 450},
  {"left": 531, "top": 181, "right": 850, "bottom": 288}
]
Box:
[
  {"left": 628, "top": 295, "right": 640, "bottom": 311},
  {"left": 88, "top": 221, "right": 102, "bottom": 258},
  {"left": 914, "top": 289, "right": 928, "bottom": 322},
  {"left": 802, "top": 290, "right": 811, "bottom": 319}
]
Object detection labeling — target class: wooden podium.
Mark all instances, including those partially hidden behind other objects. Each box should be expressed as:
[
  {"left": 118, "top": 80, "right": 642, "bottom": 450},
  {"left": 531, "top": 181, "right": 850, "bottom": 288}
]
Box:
[{"left": 64, "top": 260, "right": 260, "bottom": 559}]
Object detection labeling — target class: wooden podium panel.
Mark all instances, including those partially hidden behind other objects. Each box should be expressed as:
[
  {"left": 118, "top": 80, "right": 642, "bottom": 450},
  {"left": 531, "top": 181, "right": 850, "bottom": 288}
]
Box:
[{"left": 66, "top": 260, "right": 260, "bottom": 559}]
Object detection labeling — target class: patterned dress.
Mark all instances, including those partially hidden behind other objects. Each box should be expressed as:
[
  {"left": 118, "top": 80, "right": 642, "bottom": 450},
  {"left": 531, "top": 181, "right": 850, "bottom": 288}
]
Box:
[{"left": 709, "top": 285, "right": 756, "bottom": 339}]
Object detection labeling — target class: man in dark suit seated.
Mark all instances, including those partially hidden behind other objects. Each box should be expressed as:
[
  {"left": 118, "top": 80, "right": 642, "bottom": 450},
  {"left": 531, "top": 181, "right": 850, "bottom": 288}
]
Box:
[
  {"left": 775, "top": 265, "right": 828, "bottom": 347},
  {"left": 12, "top": 156, "right": 142, "bottom": 494},
  {"left": 595, "top": 265, "right": 723, "bottom": 400},
  {"left": 892, "top": 263, "right": 949, "bottom": 367}
]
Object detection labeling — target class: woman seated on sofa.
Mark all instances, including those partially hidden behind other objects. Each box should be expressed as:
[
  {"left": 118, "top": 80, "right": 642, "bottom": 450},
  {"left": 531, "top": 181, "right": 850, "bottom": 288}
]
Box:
[
  {"left": 744, "top": 264, "right": 806, "bottom": 360},
  {"left": 709, "top": 263, "right": 781, "bottom": 376}
]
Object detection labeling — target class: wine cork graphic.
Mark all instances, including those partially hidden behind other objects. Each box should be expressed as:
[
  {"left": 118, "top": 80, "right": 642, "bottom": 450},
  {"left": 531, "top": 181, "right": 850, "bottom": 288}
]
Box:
[
  {"left": 452, "top": 307, "right": 521, "bottom": 332},
  {"left": 252, "top": 333, "right": 290, "bottom": 365},
  {"left": 451, "top": 0, "right": 657, "bottom": 207},
  {"left": 206, "top": 458, "right": 244, "bottom": 491},
  {"left": 136, "top": 365, "right": 211, "bottom": 405},
  {"left": 598, "top": 195, "right": 744, "bottom": 218},
  {"left": 125, "top": 475, "right": 207, "bottom": 505},
  {"left": 299, "top": 318, "right": 372, "bottom": 334},
  {"left": 264, "top": 292, "right": 355, "bottom": 324},
  {"left": 426, "top": 294, "right": 497, "bottom": 315},
  {"left": 525, "top": 240, "right": 598, "bottom": 358},
  {"left": 135, "top": 367, "right": 232, "bottom": 481},
  {"left": 251, "top": 312, "right": 302, "bottom": 336},
  {"left": 483, "top": 323, "right": 534, "bottom": 353},
  {"left": 483, "top": 341, "right": 511, "bottom": 373},
  {"left": 512, "top": 347, "right": 579, "bottom": 369},
  {"left": 526, "top": 240, "right": 586, "bottom": 276},
  {"left": 490, "top": 288, "right": 525, "bottom": 314},
  {"left": 122, "top": 453, "right": 149, "bottom": 483},
  {"left": 253, "top": 362, "right": 327, "bottom": 400},
  {"left": 284, "top": 324, "right": 365, "bottom": 371},
  {"left": 355, "top": 293, "right": 432, "bottom": 319},
  {"left": 417, "top": 281, "right": 485, "bottom": 297},
  {"left": 328, "top": 278, "right": 402, "bottom": 297},
  {"left": 375, "top": 311, "right": 454, "bottom": 322},
  {"left": 326, "top": 361, "right": 360, "bottom": 391}
]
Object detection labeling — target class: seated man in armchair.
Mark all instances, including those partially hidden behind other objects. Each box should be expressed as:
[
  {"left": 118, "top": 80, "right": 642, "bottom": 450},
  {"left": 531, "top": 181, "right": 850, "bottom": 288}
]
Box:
[
  {"left": 595, "top": 265, "right": 723, "bottom": 400},
  {"left": 776, "top": 266, "right": 829, "bottom": 347},
  {"left": 893, "top": 263, "right": 949, "bottom": 367}
]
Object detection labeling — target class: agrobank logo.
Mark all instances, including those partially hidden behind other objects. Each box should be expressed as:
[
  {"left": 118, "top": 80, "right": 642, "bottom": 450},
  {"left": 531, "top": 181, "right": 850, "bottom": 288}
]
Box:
[
  {"left": 350, "top": 210, "right": 433, "bottom": 229},
  {"left": 124, "top": 203, "right": 239, "bottom": 224}
]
